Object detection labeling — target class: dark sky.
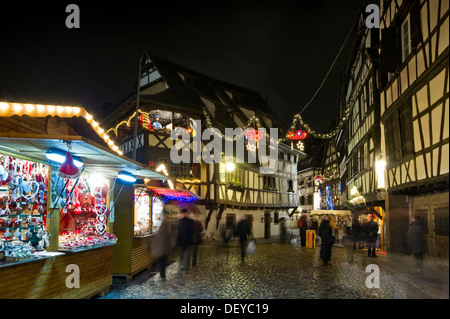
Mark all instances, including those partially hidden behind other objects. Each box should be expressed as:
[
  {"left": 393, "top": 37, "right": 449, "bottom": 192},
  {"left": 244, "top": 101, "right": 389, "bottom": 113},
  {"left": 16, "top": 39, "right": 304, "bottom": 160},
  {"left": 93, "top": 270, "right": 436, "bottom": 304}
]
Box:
[{"left": 0, "top": 0, "right": 372, "bottom": 134}]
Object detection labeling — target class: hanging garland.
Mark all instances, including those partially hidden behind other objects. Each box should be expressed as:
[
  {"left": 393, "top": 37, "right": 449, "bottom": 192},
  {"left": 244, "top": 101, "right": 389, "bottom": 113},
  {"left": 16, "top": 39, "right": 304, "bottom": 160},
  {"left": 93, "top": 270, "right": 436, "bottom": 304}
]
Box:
[{"left": 200, "top": 19, "right": 357, "bottom": 143}]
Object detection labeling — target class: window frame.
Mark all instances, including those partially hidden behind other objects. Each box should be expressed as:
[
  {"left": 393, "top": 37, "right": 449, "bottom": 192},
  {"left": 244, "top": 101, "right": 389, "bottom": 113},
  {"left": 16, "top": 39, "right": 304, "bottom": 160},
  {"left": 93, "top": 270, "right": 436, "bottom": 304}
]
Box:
[{"left": 401, "top": 14, "right": 411, "bottom": 63}]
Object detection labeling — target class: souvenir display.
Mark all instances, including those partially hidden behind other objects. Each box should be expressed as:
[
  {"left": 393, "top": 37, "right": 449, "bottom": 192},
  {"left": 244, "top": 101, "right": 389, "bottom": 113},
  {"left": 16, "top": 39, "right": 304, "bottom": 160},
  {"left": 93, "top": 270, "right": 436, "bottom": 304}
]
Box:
[
  {"left": 134, "top": 188, "right": 151, "bottom": 237},
  {"left": 0, "top": 155, "right": 48, "bottom": 250},
  {"left": 0, "top": 240, "right": 36, "bottom": 261},
  {"left": 55, "top": 172, "right": 116, "bottom": 250},
  {"left": 58, "top": 231, "right": 117, "bottom": 251}
]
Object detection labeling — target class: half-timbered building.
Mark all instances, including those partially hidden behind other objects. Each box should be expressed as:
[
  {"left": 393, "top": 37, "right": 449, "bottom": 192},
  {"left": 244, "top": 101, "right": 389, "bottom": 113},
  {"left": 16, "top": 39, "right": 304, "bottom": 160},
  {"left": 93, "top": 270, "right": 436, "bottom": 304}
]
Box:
[
  {"left": 318, "top": 124, "right": 343, "bottom": 211},
  {"left": 379, "top": 0, "right": 449, "bottom": 269},
  {"left": 297, "top": 141, "right": 325, "bottom": 214},
  {"left": 100, "top": 52, "right": 303, "bottom": 241},
  {"left": 339, "top": 8, "right": 386, "bottom": 246}
]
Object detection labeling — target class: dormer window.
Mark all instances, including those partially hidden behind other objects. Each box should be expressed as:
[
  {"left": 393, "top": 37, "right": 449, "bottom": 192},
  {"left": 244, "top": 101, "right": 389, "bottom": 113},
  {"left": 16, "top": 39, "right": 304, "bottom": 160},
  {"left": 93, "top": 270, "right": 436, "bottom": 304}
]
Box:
[
  {"left": 183, "top": 74, "right": 196, "bottom": 89},
  {"left": 140, "top": 64, "right": 162, "bottom": 87}
]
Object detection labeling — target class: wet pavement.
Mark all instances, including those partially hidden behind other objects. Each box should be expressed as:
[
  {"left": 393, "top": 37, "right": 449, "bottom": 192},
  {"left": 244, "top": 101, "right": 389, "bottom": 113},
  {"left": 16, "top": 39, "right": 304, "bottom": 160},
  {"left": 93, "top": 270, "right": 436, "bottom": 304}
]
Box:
[{"left": 100, "top": 239, "right": 449, "bottom": 299}]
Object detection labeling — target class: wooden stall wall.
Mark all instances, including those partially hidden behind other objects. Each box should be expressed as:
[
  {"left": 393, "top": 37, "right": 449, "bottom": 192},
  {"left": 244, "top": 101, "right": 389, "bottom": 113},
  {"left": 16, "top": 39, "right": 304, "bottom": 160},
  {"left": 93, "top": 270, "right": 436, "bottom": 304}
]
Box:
[
  {"left": 112, "top": 181, "right": 134, "bottom": 276},
  {"left": 2, "top": 246, "right": 113, "bottom": 299}
]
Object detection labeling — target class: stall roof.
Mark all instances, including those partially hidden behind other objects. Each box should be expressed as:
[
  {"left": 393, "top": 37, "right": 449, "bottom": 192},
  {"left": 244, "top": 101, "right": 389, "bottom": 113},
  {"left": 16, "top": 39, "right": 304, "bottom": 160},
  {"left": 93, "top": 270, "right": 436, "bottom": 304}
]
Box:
[
  {"left": 0, "top": 134, "right": 167, "bottom": 180},
  {"left": 310, "top": 210, "right": 351, "bottom": 216},
  {"left": 0, "top": 101, "right": 168, "bottom": 180}
]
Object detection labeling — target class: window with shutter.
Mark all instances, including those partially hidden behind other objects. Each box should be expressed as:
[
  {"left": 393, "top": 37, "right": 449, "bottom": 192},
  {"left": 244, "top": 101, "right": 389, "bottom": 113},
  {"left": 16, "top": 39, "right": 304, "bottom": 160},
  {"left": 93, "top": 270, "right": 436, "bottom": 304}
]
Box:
[
  {"left": 399, "top": 100, "right": 414, "bottom": 156},
  {"left": 381, "top": 27, "right": 399, "bottom": 73},
  {"left": 384, "top": 99, "right": 414, "bottom": 164}
]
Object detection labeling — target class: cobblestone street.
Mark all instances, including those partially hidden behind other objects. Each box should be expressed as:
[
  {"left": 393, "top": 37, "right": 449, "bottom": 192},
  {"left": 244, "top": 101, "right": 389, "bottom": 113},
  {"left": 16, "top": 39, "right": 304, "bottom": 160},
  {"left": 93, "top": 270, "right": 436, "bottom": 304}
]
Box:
[{"left": 100, "top": 240, "right": 448, "bottom": 300}]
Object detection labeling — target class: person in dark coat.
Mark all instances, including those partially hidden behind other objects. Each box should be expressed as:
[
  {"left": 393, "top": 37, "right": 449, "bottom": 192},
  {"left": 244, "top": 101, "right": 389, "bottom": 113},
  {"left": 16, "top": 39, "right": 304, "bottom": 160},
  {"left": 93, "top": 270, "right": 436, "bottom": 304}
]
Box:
[
  {"left": 407, "top": 215, "right": 426, "bottom": 274},
  {"left": 235, "top": 215, "right": 252, "bottom": 261},
  {"left": 177, "top": 209, "right": 194, "bottom": 272},
  {"left": 318, "top": 214, "right": 335, "bottom": 266},
  {"left": 365, "top": 214, "right": 379, "bottom": 257},
  {"left": 279, "top": 218, "right": 287, "bottom": 243},
  {"left": 309, "top": 217, "right": 318, "bottom": 232},
  {"left": 156, "top": 211, "right": 172, "bottom": 279},
  {"left": 191, "top": 213, "right": 203, "bottom": 267},
  {"left": 352, "top": 219, "right": 363, "bottom": 250},
  {"left": 298, "top": 214, "right": 308, "bottom": 246}
]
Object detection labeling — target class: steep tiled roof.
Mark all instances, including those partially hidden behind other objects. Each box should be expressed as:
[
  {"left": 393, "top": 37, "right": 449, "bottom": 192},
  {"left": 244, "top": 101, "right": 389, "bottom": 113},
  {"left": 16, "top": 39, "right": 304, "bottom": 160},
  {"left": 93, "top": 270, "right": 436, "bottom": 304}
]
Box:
[{"left": 99, "top": 52, "right": 279, "bottom": 130}]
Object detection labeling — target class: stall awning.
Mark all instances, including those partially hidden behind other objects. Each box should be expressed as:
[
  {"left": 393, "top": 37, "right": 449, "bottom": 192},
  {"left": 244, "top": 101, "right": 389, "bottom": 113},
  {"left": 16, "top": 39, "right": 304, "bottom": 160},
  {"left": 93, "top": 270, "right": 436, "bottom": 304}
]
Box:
[
  {"left": 0, "top": 134, "right": 167, "bottom": 180},
  {"left": 0, "top": 102, "right": 168, "bottom": 180},
  {"left": 311, "top": 209, "right": 352, "bottom": 216}
]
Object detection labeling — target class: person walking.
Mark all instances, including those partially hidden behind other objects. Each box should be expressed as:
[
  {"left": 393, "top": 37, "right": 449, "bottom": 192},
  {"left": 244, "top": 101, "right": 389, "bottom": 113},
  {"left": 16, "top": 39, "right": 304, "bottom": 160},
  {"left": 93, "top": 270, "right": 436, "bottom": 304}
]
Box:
[
  {"left": 235, "top": 215, "right": 252, "bottom": 261},
  {"left": 407, "top": 215, "right": 426, "bottom": 275},
  {"left": 177, "top": 209, "right": 194, "bottom": 272},
  {"left": 191, "top": 213, "right": 203, "bottom": 267},
  {"left": 298, "top": 214, "right": 308, "bottom": 246},
  {"left": 365, "top": 214, "right": 379, "bottom": 257},
  {"left": 279, "top": 218, "right": 287, "bottom": 243},
  {"left": 156, "top": 211, "right": 172, "bottom": 279},
  {"left": 318, "top": 214, "right": 335, "bottom": 266},
  {"left": 352, "top": 219, "right": 363, "bottom": 250},
  {"left": 309, "top": 217, "right": 318, "bottom": 232}
]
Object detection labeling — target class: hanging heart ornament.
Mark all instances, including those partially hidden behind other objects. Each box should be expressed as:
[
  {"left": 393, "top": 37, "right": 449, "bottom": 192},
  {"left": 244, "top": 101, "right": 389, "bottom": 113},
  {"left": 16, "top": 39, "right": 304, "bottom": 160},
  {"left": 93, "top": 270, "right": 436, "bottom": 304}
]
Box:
[
  {"left": 22, "top": 181, "right": 39, "bottom": 202},
  {"left": 95, "top": 223, "right": 106, "bottom": 235},
  {"left": 95, "top": 204, "right": 108, "bottom": 235}
]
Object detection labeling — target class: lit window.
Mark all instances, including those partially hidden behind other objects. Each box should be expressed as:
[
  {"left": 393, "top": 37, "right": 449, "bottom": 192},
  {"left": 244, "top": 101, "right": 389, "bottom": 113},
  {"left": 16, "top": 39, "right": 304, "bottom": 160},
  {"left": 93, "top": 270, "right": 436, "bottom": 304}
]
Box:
[{"left": 401, "top": 15, "right": 411, "bottom": 62}]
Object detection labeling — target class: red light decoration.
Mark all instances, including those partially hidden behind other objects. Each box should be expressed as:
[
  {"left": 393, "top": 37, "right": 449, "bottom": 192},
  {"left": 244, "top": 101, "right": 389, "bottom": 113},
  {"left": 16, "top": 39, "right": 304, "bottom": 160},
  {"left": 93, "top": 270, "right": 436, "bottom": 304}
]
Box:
[
  {"left": 149, "top": 188, "right": 198, "bottom": 202},
  {"left": 286, "top": 130, "right": 307, "bottom": 140},
  {"left": 245, "top": 128, "right": 263, "bottom": 141},
  {"left": 57, "top": 152, "right": 81, "bottom": 179}
]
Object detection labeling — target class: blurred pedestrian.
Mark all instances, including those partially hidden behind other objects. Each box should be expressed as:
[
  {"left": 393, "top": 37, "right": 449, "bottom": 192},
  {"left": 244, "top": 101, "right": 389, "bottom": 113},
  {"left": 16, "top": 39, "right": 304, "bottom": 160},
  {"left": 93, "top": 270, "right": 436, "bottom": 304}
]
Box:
[
  {"left": 365, "top": 214, "right": 379, "bottom": 257},
  {"left": 235, "top": 214, "right": 252, "bottom": 261},
  {"left": 318, "top": 214, "right": 335, "bottom": 266},
  {"left": 279, "top": 218, "right": 287, "bottom": 243},
  {"left": 156, "top": 211, "right": 172, "bottom": 279},
  {"left": 191, "top": 213, "right": 203, "bottom": 267},
  {"left": 407, "top": 215, "right": 425, "bottom": 275},
  {"left": 177, "top": 209, "right": 194, "bottom": 272},
  {"left": 298, "top": 214, "right": 308, "bottom": 246},
  {"left": 352, "top": 219, "right": 363, "bottom": 250},
  {"left": 309, "top": 216, "right": 318, "bottom": 232}
]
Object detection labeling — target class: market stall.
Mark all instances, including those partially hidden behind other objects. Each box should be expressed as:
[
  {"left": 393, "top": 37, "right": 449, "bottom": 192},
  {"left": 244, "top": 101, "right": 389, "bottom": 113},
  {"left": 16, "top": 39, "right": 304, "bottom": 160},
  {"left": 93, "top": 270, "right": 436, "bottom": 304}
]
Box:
[
  {"left": 0, "top": 102, "right": 166, "bottom": 298},
  {"left": 311, "top": 210, "right": 351, "bottom": 247},
  {"left": 112, "top": 182, "right": 199, "bottom": 280}
]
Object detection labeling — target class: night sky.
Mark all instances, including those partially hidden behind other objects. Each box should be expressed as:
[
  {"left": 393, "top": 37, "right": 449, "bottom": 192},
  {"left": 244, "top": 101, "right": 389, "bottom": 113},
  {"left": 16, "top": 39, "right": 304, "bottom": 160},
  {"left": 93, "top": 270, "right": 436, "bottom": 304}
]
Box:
[{"left": 0, "top": 0, "right": 373, "bottom": 134}]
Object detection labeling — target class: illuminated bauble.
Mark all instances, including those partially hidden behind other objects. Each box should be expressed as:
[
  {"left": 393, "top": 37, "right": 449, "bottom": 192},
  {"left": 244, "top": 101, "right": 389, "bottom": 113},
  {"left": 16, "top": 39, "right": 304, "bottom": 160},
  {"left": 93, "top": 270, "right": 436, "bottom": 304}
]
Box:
[
  {"left": 286, "top": 130, "right": 307, "bottom": 140},
  {"left": 245, "top": 128, "right": 263, "bottom": 141}
]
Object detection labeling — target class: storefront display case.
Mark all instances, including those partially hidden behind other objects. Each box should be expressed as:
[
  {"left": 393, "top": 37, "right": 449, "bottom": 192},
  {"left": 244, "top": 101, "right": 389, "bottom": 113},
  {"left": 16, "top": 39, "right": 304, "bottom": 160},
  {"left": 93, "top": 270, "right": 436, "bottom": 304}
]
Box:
[
  {"left": 55, "top": 172, "right": 117, "bottom": 251},
  {"left": 134, "top": 186, "right": 151, "bottom": 237},
  {"left": 1, "top": 155, "right": 49, "bottom": 262}
]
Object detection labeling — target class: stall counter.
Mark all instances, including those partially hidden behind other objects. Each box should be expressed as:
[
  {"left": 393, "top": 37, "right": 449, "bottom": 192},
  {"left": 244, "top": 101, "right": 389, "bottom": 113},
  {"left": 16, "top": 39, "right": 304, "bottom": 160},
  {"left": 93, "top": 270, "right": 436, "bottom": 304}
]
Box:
[{"left": 0, "top": 244, "right": 113, "bottom": 299}]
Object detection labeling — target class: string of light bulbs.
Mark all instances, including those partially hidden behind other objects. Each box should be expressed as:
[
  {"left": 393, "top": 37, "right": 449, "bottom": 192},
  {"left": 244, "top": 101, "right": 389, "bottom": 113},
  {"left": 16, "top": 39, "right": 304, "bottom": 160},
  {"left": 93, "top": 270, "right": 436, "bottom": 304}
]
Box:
[{"left": 202, "top": 18, "right": 357, "bottom": 142}]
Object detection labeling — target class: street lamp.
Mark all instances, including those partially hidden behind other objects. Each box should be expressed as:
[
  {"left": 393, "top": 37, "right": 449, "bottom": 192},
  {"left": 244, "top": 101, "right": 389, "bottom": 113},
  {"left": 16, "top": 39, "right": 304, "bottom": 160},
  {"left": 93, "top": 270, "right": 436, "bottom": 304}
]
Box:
[
  {"left": 375, "top": 155, "right": 386, "bottom": 189},
  {"left": 225, "top": 163, "right": 235, "bottom": 172}
]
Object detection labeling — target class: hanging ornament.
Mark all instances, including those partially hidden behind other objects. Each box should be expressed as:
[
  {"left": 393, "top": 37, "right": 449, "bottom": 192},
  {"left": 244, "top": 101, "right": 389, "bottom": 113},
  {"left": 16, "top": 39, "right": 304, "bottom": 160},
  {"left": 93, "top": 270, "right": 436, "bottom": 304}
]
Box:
[
  {"left": 286, "top": 116, "right": 307, "bottom": 150},
  {"left": 245, "top": 128, "right": 263, "bottom": 141},
  {"left": 57, "top": 152, "right": 81, "bottom": 179},
  {"left": 244, "top": 116, "right": 264, "bottom": 151}
]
